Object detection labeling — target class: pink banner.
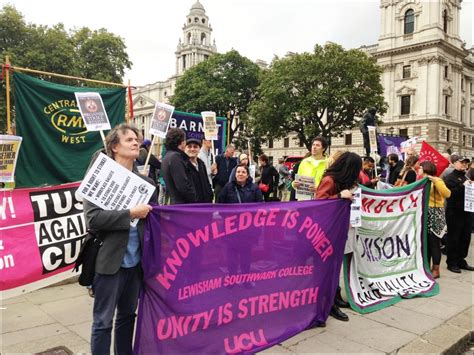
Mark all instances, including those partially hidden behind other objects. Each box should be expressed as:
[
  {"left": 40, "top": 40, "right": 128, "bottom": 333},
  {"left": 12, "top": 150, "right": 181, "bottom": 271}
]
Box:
[{"left": 0, "top": 182, "right": 85, "bottom": 298}]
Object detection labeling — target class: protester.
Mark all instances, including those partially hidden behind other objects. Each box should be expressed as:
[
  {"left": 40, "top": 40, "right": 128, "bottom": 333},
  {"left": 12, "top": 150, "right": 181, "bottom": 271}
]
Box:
[
  {"left": 444, "top": 155, "right": 474, "bottom": 273},
  {"left": 161, "top": 128, "right": 197, "bottom": 204},
  {"left": 440, "top": 153, "right": 456, "bottom": 181},
  {"left": 419, "top": 161, "right": 451, "bottom": 278},
  {"left": 359, "top": 156, "right": 379, "bottom": 188},
  {"left": 137, "top": 139, "right": 161, "bottom": 183},
  {"left": 289, "top": 152, "right": 311, "bottom": 201},
  {"left": 404, "top": 146, "right": 417, "bottom": 161},
  {"left": 387, "top": 153, "right": 404, "bottom": 185},
  {"left": 185, "top": 138, "right": 213, "bottom": 203},
  {"left": 395, "top": 155, "right": 418, "bottom": 186},
  {"left": 83, "top": 124, "right": 157, "bottom": 355},
  {"left": 219, "top": 164, "right": 263, "bottom": 204},
  {"left": 293, "top": 136, "right": 329, "bottom": 196},
  {"left": 258, "top": 154, "right": 279, "bottom": 201},
  {"left": 213, "top": 144, "right": 237, "bottom": 201},
  {"left": 275, "top": 157, "right": 291, "bottom": 201},
  {"left": 315, "top": 151, "right": 362, "bottom": 322},
  {"left": 198, "top": 139, "right": 215, "bottom": 186}
]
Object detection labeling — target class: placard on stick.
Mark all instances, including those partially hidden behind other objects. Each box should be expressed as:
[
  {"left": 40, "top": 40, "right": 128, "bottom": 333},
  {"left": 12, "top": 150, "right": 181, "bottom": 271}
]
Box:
[
  {"left": 150, "top": 102, "right": 175, "bottom": 138},
  {"left": 74, "top": 92, "right": 111, "bottom": 131},
  {"left": 0, "top": 135, "right": 22, "bottom": 183},
  {"left": 201, "top": 111, "right": 218, "bottom": 141}
]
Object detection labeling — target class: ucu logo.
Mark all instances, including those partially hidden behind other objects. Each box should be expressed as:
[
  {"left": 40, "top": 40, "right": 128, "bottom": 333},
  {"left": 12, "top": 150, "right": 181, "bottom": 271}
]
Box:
[{"left": 223, "top": 328, "right": 267, "bottom": 353}]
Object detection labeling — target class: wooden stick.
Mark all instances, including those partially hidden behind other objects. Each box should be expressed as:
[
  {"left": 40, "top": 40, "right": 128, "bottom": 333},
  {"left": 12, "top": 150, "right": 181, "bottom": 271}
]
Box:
[
  {"left": 5, "top": 56, "right": 11, "bottom": 134},
  {"left": 143, "top": 135, "right": 157, "bottom": 174},
  {"left": 211, "top": 140, "right": 216, "bottom": 164},
  {"left": 99, "top": 131, "right": 107, "bottom": 150}
]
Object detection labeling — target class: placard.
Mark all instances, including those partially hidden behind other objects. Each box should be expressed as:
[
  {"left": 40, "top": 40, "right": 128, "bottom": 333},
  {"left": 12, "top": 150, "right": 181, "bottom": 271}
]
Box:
[
  {"left": 367, "top": 126, "right": 377, "bottom": 153},
  {"left": 150, "top": 102, "right": 175, "bottom": 138},
  {"left": 0, "top": 135, "right": 22, "bottom": 183},
  {"left": 295, "top": 174, "right": 314, "bottom": 201},
  {"left": 74, "top": 92, "right": 111, "bottom": 131},
  {"left": 465, "top": 182, "right": 474, "bottom": 212},
  {"left": 77, "top": 153, "right": 155, "bottom": 226},
  {"left": 201, "top": 111, "right": 218, "bottom": 140}
]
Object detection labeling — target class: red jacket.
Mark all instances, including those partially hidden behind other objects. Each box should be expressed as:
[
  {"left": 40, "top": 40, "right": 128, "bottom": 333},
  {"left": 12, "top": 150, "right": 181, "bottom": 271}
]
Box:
[{"left": 315, "top": 176, "right": 338, "bottom": 199}]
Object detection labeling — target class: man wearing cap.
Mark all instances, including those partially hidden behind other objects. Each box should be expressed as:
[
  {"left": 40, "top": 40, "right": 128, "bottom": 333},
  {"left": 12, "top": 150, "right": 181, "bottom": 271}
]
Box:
[
  {"left": 161, "top": 128, "right": 197, "bottom": 204},
  {"left": 213, "top": 144, "right": 237, "bottom": 201},
  {"left": 444, "top": 155, "right": 474, "bottom": 273},
  {"left": 137, "top": 139, "right": 161, "bottom": 184},
  {"left": 185, "top": 138, "right": 213, "bottom": 203}
]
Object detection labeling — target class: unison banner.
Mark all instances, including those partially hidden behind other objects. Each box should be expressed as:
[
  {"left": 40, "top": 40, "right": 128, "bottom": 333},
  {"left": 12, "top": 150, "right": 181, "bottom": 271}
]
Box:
[
  {"left": 0, "top": 182, "right": 85, "bottom": 299},
  {"left": 136, "top": 200, "right": 350, "bottom": 354},
  {"left": 344, "top": 178, "right": 439, "bottom": 313},
  {"left": 13, "top": 72, "right": 125, "bottom": 187}
]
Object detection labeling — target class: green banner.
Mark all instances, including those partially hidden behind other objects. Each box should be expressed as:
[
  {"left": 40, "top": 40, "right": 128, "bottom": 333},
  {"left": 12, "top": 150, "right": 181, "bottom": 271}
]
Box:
[{"left": 13, "top": 72, "right": 125, "bottom": 187}]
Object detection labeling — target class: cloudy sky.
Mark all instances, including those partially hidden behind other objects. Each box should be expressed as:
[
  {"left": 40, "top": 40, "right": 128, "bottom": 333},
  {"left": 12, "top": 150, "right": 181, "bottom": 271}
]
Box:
[{"left": 5, "top": 0, "right": 473, "bottom": 86}]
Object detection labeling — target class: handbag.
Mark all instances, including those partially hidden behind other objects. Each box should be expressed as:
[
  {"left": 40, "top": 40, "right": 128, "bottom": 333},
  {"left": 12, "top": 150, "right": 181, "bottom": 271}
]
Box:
[
  {"left": 73, "top": 230, "right": 103, "bottom": 287},
  {"left": 258, "top": 182, "right": 270, "bottom": 193}
]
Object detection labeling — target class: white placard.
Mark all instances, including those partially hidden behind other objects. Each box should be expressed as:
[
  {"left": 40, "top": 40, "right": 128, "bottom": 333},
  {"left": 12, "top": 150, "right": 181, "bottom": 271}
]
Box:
[
  {"left": 201, "top": 111, "right": 218, "bottom": 140},
  {"left": 0, "top": 135, "right": 22, "bottom": 183},
  {"left": 150, "top": 102, "right": 175, "bottom": 138},
  {"left": 77, "top": 153, "right": 155, "bottom": 226},
  {"left": 295, "top": 174, "right": 314, "bottom": 201},
  {"left": 368, "top": 126, "right": 377, "bottom": 153},
  {"left": 465, "top": 182, "right": 474, "bottom": 212},
  {"left": 350, "top": 187, "right": 362, "bottom": 227},
  {"left": 400, "top": 137, "right": 417, "bottom": 152},
  {"left": 74, "top": 92, "right": 111, "bottom": 131}
]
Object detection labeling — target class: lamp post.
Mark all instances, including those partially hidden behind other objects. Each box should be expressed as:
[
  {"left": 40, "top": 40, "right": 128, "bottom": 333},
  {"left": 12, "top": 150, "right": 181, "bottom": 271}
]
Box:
[{"left": 388, "top": 126, "right": 394, "bottom": 136}]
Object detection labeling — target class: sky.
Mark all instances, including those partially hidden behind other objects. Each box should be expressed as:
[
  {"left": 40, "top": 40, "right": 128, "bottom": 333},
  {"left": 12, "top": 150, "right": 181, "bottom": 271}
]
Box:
[{"left": 4, "top": 0, "right": 473, "bottom": 86}]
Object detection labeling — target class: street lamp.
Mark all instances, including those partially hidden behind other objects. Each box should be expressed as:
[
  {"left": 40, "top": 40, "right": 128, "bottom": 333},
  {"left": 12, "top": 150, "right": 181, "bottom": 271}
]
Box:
[{"left": 388, "top": 126, "right": 394, "bottom": 136}]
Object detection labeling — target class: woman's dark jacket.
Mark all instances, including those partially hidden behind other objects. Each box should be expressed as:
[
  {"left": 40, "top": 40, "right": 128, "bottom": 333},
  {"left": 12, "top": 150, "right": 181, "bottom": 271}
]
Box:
[
  {"left": 218, "top": 178, "right": 264, "bottom": 203},
  {"left": 188, "top": 158, "right": 213, "bottom": 203},
  {"left": 260, "top": 165, "right": 279, "bottom": 193}
]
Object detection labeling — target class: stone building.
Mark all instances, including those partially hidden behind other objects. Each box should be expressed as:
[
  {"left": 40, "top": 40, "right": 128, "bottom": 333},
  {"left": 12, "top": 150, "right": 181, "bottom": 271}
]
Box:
[
  {"left": 264, "top": 0, "right": 474, "bottom": 160},
  {"left": 131, "top": 0, "right": 217, "bottom": 140}
]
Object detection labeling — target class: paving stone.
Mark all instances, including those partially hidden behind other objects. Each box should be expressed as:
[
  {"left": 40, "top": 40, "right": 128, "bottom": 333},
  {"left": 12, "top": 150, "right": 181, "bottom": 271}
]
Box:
[
  {"left": 288, "top": 330, "right": 382, "bottom": 354},
  {"left": 327, "top": 313, "right": 417, "bottom": 353},
  {"left": 394, "top": 297, "right": 466, "bottom": 320},
  {"left": 1, "top": 295, "right": 27, "bottom": 306},
  {"left": 422, "top": 324, "right": 470, "bottom": 349},
  {"left": 446, "top": 307, "right": 473, "bottom": 331},
  {"left": 365, "top": 305, "right": 443, "bottom": 335},
  {"left": 397, "top": 338, "right": 444, "bottom": 354},
  {"left": 2, "top": 323, "right": 70, "bottom": 347},
  {"left": 67, "top": 321, "right": 91, "bottom": 343},
  {"left": 2, "top": 331, "right": 90, "bottom": 354},
  {"left": 24, "top": 283, "right": 87, "bottom": 305},
  {"left": 278, "top": 327, "right": 326, "bottom": 348},
  {"left": 2, "top": 301, "right": 56, "bottom": 333},
  {"left": 258, "top": 344, "right": 294, "bottom": 354},
  {"left": 38, "top": 294, "right": 93, "bottom": 326}
]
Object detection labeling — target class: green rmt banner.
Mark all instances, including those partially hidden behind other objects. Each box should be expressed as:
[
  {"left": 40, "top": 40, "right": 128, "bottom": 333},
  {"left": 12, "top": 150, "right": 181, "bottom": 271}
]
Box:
[{"left": 13, "top": 72, "right": 125, "bottom": 187}]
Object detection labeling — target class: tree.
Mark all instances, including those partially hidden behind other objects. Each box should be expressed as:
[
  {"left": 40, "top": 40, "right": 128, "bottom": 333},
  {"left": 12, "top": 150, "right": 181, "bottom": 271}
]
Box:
[
  {"left": 250, "top": 43, "right": 387, "bottom": 150},
  {"left": 170, "top": 50, "right": 261, "bottom": 143},
  {"left": 0, "top": 5, "right": 132, "bottom": 132}
]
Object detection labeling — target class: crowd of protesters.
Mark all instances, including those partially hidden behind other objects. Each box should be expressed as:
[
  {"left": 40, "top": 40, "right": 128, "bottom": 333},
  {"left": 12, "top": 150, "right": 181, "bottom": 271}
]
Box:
[{"left": 83, "top": 125, "right": 473, "bottom": 354}]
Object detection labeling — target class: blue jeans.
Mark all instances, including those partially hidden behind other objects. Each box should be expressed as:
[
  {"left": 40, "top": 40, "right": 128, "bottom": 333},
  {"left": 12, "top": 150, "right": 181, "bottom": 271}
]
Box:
[{"left": 91, "top": 266, "right": 141, "bottom": 355}]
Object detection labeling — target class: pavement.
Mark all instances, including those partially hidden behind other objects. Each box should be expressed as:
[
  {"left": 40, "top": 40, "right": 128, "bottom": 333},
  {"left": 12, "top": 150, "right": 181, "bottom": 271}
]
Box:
[{"left": 1, "top": 247, "right": 473, "bottom": 354}]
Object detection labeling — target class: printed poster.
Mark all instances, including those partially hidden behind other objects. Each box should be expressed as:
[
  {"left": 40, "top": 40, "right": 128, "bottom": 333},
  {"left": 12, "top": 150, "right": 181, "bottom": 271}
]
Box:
[
  {"left": 0, "top": 135, "right": 23, "bottom": 183},
  {"left": 74, "top": 92, "right": 111, "bottom": 131},
  {"left": 295, "top": 174, "right": 314, "bottom": 201},
  {"left": 201, "top": 111, "right": 218, "bottom": 141},
  {"left": 150, "top": 102, "right": 175, "bottom": 138}
]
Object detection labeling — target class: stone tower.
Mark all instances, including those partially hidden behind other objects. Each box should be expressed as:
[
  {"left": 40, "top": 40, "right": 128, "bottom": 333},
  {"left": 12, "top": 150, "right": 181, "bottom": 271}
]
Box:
[{"left": 175, "top": 0, "right": 217, "bottom": 76}]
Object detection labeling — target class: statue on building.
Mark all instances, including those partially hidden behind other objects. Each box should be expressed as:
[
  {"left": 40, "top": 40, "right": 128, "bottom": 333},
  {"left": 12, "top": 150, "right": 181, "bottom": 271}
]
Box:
[{"left": 359, "top": 107, "right": 377, "bottom": 156}]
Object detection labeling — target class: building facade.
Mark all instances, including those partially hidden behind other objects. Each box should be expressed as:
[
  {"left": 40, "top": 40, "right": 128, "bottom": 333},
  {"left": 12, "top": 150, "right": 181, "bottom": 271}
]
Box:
[
  {"left": 131, "top": 0, "right": 217, "bottom": 140},
  {"left": 264, "top": 0, "right": 474, "bottom": 160}
]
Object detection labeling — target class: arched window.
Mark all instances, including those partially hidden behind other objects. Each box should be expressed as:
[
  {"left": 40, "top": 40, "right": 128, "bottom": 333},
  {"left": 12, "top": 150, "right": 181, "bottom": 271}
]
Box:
[
  {"left": 443, "top": 9, "right": 448, "bottom": 33},
  {"left": 201, "top": 33, "right": 206, "bottom": 45},
  {"left": 187, "top": 33, "right": 191, "bottom": 44},
  {"left": 404, "top": 9, "right": 415, "bottom": 34}
]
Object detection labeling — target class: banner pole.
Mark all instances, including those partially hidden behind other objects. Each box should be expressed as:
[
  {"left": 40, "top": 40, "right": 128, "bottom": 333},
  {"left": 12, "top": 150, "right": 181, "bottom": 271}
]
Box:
[
  {"left": 127, "top": 79, "right": 134, "bottom": 123},
  {"left": 99, "top": 130, "right": 107, "bottom": 149},
  {"left": 143, "top": 135, "right": 157, "bottom": 174},
  {"left": 211, "top": 140, "right": 216, "bottom": 164},
  {"left": 5, "top": 56, "right": 12, "bottom": 134},
  {"left": 248, "top": 142, "right": 252, "bottom": 164}
]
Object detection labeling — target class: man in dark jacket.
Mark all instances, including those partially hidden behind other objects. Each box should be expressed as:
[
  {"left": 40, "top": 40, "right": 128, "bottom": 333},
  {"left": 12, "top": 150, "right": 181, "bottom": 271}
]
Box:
[
  {"left": 213, "top": 144, "right": 237, "bottom": 200},
  {"left": 185, "top": 138, "right": 213, "bottom": 203},
  {"left": 444, "top": 155, "right": 474, "bottom": 273},
  {"left": 387, "top": 153, "right": 404, "bottom": 185},
  {"left": 137, "top": 139, "right": 161, "bottom": 183},
  {"left": 161, "top": 128, "right": 197, "bottom": 204}
]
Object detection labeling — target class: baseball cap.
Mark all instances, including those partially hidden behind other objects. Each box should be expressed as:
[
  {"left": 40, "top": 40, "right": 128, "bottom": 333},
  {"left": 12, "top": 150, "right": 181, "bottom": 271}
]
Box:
[
  {"left": 186, "top": 138, "right": 202, "bottom": 147},
  {"left": 143, "top": 139, "right": 152, "bottom": 146},
  {"left": 451, "top": 154, "right": 470, "bottom": 163}
]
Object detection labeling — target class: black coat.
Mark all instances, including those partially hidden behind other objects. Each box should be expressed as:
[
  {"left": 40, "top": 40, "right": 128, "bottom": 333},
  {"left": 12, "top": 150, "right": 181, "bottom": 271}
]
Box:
[
  {"left": 214, "top": 154, "right": 238, "bottom": 188},
  {"left": 218, "top": 179, "right": 263, "bottom": 203},
  {"left": 388, "top": 161, "right": 404, "bottom": 185},
  {"left": 161, "top": 149, "right": 197, "bottom": 204},
  {"left": 188, "top": 158, "right": 213, "bottom": 203},
  {"left": 260, "top": 164, "right": 279, "bottom": 193},
  {"left": 445, "top": 169, "right": 467, "bottom": 210}
]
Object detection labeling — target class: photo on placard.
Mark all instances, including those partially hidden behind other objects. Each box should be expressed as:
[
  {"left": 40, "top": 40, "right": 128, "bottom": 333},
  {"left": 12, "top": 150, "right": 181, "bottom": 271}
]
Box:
[
  {"left": 74, "top": 92, "right": 111, "bottom": 131},
  {"left": 150, "top": 102, "right": 175, "bottom": 138}
]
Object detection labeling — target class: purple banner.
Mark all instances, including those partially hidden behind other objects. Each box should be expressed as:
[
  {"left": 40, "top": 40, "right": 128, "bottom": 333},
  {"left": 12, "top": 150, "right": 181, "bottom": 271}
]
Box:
[
  {"left": 377, "top": 134, "right": 407, "bottom": 158},
  {"left": 136, "top": 200, "right": 350, "bottom": 354}
]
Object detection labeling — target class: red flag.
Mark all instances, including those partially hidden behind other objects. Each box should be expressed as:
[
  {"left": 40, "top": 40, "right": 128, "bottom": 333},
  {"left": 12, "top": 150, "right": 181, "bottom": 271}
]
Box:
[{"left": 418, "top": 141, "right": 449, "bottom": 176}]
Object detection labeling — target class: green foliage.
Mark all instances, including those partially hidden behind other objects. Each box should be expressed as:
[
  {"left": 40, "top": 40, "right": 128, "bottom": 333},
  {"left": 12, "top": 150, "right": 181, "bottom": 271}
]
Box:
[
  {"left": 250, "top": 43, "right": 387, "bottom": 150},
  {"left": 0, "top": 4, "right": 132, "bottom": 133},
  {"left": 170, "top": 50, "right": 261, "bottom": 142}
]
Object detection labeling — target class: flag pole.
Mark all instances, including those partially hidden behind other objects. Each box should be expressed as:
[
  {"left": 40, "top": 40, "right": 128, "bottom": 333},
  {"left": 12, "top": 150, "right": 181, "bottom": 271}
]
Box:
[
  {"left": 127, "top": 79, "right": 134, "bottom": 124},
  {"left": 5, "top": 56, "right": 12, "bottom": 134}
]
